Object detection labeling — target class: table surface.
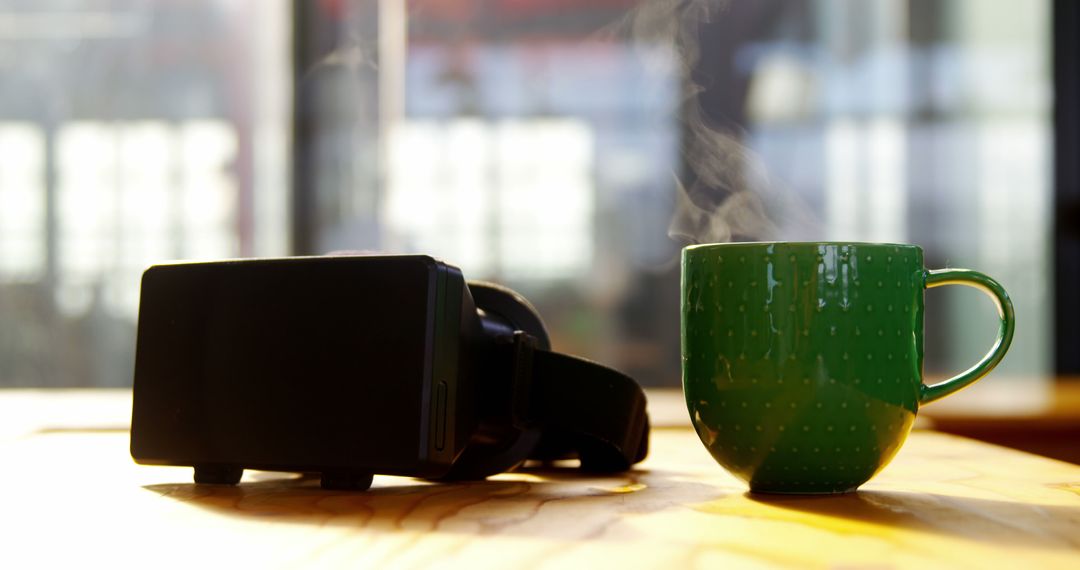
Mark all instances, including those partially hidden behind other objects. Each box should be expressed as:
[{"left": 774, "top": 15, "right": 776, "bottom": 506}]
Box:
[{"left": 2, "top": 389, "right": 1079, "bottom": 569}]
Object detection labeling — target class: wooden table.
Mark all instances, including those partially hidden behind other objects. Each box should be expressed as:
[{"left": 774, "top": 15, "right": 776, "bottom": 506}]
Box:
[{"left": 2, "top": 389, "right": 1079, "bottom": 569}]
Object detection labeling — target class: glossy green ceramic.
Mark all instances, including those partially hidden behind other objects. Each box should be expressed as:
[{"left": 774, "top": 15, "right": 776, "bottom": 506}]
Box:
[{"left": 681, "top": 242, "right": 1015, "bottom": 494}]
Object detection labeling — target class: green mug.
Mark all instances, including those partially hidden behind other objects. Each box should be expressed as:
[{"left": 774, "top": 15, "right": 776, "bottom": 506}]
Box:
[{"left": 681, "top": 242, "right": 1015, "bottom": 494}]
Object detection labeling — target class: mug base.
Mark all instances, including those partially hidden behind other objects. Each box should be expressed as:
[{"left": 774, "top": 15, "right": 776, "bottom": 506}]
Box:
[{"left": 747, "top": 485, "right": 861, "bottom": 496}]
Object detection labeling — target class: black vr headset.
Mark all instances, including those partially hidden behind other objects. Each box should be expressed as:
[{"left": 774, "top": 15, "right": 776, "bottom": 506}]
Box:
[{"left": 130, "top": 255, "right": 649, "bottom": 490}]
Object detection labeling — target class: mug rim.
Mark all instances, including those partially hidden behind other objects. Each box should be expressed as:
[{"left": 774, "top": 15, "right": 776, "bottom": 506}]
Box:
[{"left": 683, "top": 241, "right": 923, "bottom": 253}]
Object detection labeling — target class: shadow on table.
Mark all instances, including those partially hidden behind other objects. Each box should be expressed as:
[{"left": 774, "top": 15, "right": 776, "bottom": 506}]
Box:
[
  {"left": 143, "top": 466, "right": 721, "bottom": 539},
  {"left": 741, "top": 489, "right": 1080, "bottom": 550},
  {"left": 144, "top": 467, "right": 1080, "bottom": 549}
]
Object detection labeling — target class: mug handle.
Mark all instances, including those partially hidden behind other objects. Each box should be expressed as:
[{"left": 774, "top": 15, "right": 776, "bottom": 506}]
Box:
[{"left": 919, "top": 269, "right": 1016, "bottom": 404}]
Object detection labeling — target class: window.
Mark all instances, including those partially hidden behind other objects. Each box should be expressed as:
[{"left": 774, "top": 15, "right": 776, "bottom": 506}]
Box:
[
  {"left": 0, "top": 0, "right": 1056, "bottom": 401},
  {"left": 0, "top": 0, "right": 289, "bottom": 386}
]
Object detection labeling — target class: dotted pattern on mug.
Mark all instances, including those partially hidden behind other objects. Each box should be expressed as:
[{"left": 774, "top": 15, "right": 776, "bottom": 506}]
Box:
[{"left": 683, "top": 244, "right": 923, "bottom": 491}]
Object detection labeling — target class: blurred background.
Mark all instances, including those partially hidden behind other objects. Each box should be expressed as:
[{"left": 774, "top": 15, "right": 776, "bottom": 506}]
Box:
[{"left": 0, "top": 0, "right": 1074, "bottom": 422}]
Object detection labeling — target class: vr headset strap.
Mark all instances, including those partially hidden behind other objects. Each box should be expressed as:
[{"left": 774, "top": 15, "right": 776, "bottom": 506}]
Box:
[{"left": 506, "top": 333, "right": 650, "bottom": 472}]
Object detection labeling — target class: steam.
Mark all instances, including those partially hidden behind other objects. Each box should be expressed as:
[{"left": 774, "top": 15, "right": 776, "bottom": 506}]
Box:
[
  {"left": 670, "top": 104, "right": 779, "bottom": 243},
  {"left": 607, "top": 0, "right": 815, "bottom": 244},
  {"left": 311, "top": 1, "right": 816, "bottom": 247}
]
